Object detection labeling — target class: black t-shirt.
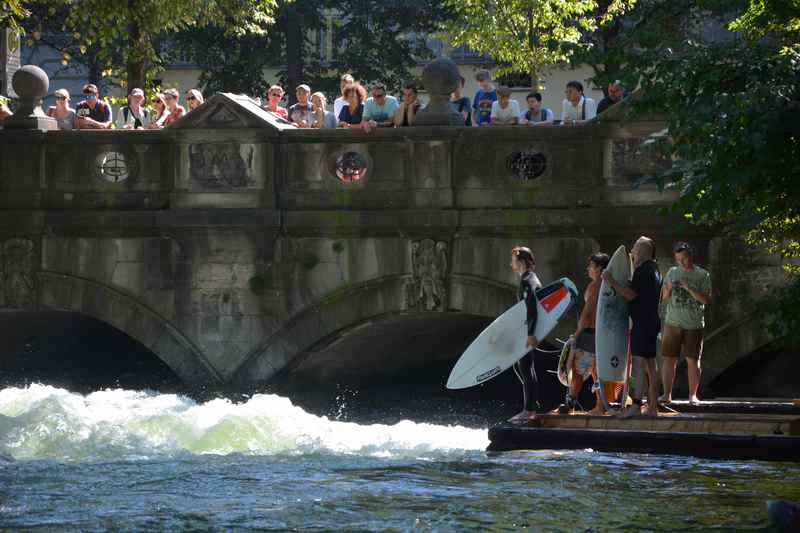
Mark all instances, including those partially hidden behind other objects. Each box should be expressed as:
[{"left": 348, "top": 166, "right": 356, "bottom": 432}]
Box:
[{"left": 629, "top": 260, "right": 662, "bottom": 327}]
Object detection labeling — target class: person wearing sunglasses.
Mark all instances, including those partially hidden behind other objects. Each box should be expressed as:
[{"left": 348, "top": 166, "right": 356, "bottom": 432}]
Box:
[
  {"left": 186, "top": 89, "right": 204, "bottom": 112},
  {"left": 117, "top": 88, "right": 150, "bottom": 129},
  {"left": 46, "top": 88, "right": 78, "bottom": 130},
  {"left": 262, "top": 85, "right": 288, "bottom": 120},
  {"left": 76, "top": 83, "right": 112, "bottom": 129},
  {"left": 147, "top": 93, "right": 170, "bottom": 129},
  {"left": 362, "top": 82, "right": 398, "bottom": 132},
  {"left": 161, "top": 88, "right": 186, "bottom": 127}
]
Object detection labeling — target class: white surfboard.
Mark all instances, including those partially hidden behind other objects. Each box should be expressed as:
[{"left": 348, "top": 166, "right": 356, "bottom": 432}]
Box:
[
  {"left": 446, "top": 277, "right": 578, "bottom": 389},
  {"left": 595, "top": 245, "right": 632, "bottom": 382}
]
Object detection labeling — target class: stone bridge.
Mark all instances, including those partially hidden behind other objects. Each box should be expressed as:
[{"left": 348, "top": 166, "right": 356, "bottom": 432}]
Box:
[{"left": 0, "top": 93, "right": 782, "bottom": 390}]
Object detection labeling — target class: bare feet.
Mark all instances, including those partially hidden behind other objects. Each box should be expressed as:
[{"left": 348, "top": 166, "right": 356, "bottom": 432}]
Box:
[
  {"left": 689, "top": 396, "right": 701, "bottom": 406},
  {"left": 588, "top": 406, "right": 605, "bottom": 416},
  {"left": 619, "top": 404, "right": 643, "bottom": 419},
  {"left": 658, "top": 394, "right": 672, "bottom": 405},
  {"left": 645, "top": 407, "right": 659, "bottom": 417}
]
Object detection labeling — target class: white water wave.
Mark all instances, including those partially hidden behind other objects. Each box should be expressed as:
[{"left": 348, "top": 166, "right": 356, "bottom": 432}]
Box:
[{"left": 0, "top": 384, "right": 488, "bottom": 461}]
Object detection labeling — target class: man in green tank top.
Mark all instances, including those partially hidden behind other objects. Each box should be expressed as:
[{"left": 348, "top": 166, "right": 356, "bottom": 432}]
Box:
[{"left": 660, "top": 242, "right": 712, "bottom": 405}]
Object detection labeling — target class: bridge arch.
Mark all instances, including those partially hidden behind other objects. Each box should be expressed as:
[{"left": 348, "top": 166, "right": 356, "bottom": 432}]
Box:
[
  {"left": 232, "top": 273, "right": 578, "bottom": 386},
  {"left": 37, "top": 271, "right": 222, "bottom": 384}
]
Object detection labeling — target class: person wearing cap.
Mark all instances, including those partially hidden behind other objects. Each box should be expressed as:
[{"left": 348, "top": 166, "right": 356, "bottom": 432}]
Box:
[
  {"left": 117, "top": 88, "right": 150, "bottom": 129},
  {"left": 289, "top": 84, "right": 314, "bottom": 128},
  {"left": 490, "top": 86, "right": 520, "bottom": 125},
  {"left": 161, "top": 88, "right": 186, "bottom": 127},
  {"left": 186, "top": 89, "right": 204, "bottom": 112},
  {"left": 46, "top": 88, "right": 78, "bottom": 130},
  {"left": 76, "top": 83, "right": 112, "bottom": 129}
]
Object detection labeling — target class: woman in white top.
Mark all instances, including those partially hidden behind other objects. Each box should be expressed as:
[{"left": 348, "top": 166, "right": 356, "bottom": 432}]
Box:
[
  {"left": 490, "top": 86, "right": 520, "bottom": 125},
  {"left": 46, "top": 88, "right": 78, "bottom": 130}
]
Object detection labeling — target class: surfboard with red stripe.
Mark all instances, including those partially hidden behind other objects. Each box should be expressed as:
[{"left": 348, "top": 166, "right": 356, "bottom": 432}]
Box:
[{"left": 447, "top": 277, "right": 578, "bottom": 389}]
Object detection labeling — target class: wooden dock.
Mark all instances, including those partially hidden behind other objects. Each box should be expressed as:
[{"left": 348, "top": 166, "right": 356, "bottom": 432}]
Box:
[{"left": 487, "top": 408, "right": 800, "bottom": 461}]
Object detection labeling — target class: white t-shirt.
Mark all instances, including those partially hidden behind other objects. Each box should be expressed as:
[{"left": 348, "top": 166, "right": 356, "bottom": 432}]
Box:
[
  {"left": 333, "top": 97, "right": 347, "bottom": 122},
  {"left": 490, "top": 99, "right": 520, "bottom": 124},
  {"left": 561, "top": 96, "right": 597, "bottom": 122}
]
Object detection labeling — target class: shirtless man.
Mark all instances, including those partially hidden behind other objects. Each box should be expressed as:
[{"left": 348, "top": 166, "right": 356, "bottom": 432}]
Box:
[{"left": 559, "top": 253, "right": 609, "bottom": 414}]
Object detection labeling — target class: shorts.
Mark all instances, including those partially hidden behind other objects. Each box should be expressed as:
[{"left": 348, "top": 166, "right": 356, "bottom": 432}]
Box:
[
  {"left": 662, "top": 324, "right": 704, "bottom": 360},
  {"left": 631, "top": 321, "right": 660, "bottom": 359},
  {"left": 571, "top": 347, "right": 595, "bottom": 378}
]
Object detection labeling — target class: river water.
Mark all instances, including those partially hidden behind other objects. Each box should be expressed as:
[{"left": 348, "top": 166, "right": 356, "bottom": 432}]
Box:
[{"left": 1, "top": 384, "right": 799, "bottom": 531}]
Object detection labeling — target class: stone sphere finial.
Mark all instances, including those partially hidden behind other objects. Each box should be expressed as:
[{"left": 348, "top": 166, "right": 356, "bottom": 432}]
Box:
[
  {"left": 4, "top": 64, "right": 58, "bottom": 131},
  {"left": 414, "top": 57, "right": 464, "bottom": 127},
  {"left": 12, "top": 65, "right": 49, "bottom": 101},
  {"left": 422, "top": 58, "right": 460, "bottom": 97}
]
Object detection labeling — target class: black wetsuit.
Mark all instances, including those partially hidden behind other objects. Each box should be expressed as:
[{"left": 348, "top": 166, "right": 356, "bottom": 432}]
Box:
[
  {"left": 512, "top": 270, "right": 540, "bottom": 412},
  {"left": 630, "top": 260, "right": 663, "bottom": 358}
]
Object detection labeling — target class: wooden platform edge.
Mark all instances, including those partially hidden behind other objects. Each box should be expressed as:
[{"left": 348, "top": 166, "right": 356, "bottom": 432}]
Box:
[{"left": 487, "top": 425, "right": 800, "bottom": 462}]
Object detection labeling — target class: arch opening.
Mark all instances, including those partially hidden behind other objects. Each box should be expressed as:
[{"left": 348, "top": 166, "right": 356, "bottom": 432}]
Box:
[
  {"left": 0, "top": 310, "right": 183, "bottom": 393},
  {"left": 272, "top": 312, "right": 573, "bottom": 423}
]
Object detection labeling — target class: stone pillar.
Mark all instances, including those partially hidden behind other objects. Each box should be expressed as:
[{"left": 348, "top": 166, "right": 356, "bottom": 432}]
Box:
[
  {"left": 3, "top": 64, "right": 58, "bottom": 130},
  {"left": 414, "top": 57, "right": 463, "bottom": 126},
  {"left": 0, "top": 28, "right": 20, "bottom": 97}
]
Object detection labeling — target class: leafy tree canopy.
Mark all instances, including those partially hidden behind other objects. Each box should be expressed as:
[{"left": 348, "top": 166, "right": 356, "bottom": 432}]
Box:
[
  {"left": 438, "top": 0, "right": 635, "bottom": 88},
  {"left": 637, "top": 0, "right": 800, "bottom": 341},
  {"left": 19, "top": 0, "right": 279, "bottom": 91}
]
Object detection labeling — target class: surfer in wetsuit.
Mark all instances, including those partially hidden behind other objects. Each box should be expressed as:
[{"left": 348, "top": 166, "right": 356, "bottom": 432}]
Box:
[{"left": 509, "top": 246, "right": 542, "bottom": 423}]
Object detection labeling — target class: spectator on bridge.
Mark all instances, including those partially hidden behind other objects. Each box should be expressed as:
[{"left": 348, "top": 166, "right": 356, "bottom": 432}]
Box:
[
  {"left": 362, "top": 82, "right": 399, "bottom": 132},
  {"left": 117, "top": 88, "right": 150, "bottom": 129},
  {"left": 521, "top": 92, "right": 554, "bottom": 125},
  {"left": 449, "top": 75, "right": 471, "bottom": 126},
  {"left": 660, "top": 242, "right": 712, "bottom": 406},
  {"left": 472, "top": 70, "right": 497, "bottom": 127},
  {"left": 490, "top": 86, "right": 520, "bottom": 125},
  {"left": 393, "top": 82, "right": 421, "bottom": 128},
  {"left": 602, "top": 237, "right": 663, "bottom": 418},
  {"left": 560, "top": 80, "right": 597, "bottom": 124},
  {"left": 338, "top": 82, "right": 366, "bottom": 128},
  {"left": 46, "top": 88, "right": 77, "bottom": 130},
  {"left": 148, "top": 93, "right": 170, "bottom": 128},
  {"left": 186, "top": 89, "right": 204, "bottom": 112},
  {"left": 559, "top": 252, "right": 609, "bottom": 415},
  {"left": 161, "top": 88, "right": 186, "bottom": 127},
  {"left": 76, "top": 83, "right": 112, "bottom": 129},
  {"left": 264, "top": 85, "right": 288, "bottom": 120},
  {"left": 597, "top": 80, "right": 627, "bottom": 115},
  {"left": 334, "top": 73, "right": 355, "bottom": 120},
  {"left": 311, "top": 92, "right": 337, "bottom": 129},
  {"left": 289, "top": 84, "right": 315, "bottom": 128}
]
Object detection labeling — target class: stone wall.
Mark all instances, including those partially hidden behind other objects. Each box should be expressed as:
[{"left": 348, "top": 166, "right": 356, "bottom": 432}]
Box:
[{"left": 0, "top": 93, "right": 773, "bottom": 387}]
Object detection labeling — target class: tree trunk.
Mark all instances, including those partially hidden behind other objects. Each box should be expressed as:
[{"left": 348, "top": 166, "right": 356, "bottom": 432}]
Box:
[
  {"left": 284, "top": 6, "right": 303, "bottom": 106},
  {"left": 126, "top": 0, "right": 147, "bottom": 91},
  {"left": 528, "top": 9, "right": 538, "bottom": 90}
]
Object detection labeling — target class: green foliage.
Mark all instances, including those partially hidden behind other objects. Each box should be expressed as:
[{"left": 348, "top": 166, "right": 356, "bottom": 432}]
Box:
[
  {"left": 0, "top": 0, "right": 30, "bottom": 37},
  {"left": 21, "top": 0, "right": 279, "bottom": 90},
  {"left": 636, "top": 0, "right": 800, "bottom": 342},
  {"left": 438, "top": 0, "right": 634, "bottom": 87}
]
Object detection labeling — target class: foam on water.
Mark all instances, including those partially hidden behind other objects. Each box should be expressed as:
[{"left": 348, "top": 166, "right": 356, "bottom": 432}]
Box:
[{"left": 0, "top": 384, "right": 488, "bottom": 462}]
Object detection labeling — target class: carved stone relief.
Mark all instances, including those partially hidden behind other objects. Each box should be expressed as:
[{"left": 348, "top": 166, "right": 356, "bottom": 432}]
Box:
[
  {"left": 609, "top": 137, "right": 671, "bottom": 184},
  {"left": 189, "top": 144, "right": 255, "bottom": 188},
  {"left": 406, "top": 239, "right": 448, "bottom": 311},
  {"left": 0, "top": 237, "right": 36, "bottom": 309},
  {"left": 506, "top": 151, "right": 547, "bottom": 181}
]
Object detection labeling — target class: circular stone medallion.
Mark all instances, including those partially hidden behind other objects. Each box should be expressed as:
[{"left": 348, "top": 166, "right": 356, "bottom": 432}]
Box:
[{"left": 96, "top": 151, "right": 130, "bottom": 183}]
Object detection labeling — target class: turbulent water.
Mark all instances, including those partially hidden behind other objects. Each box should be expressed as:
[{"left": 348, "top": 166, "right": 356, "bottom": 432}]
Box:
[{"left": 1, "top": 384, "right": 799, "bottom": 531}]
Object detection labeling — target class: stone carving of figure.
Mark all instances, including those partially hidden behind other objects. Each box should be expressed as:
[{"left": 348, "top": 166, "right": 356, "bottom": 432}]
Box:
[
  {"left": 409, "top": 239, "right": 448, "bottom": 311},
  {"left": 0, "top": 238, "right": 36, "bottom": 309}
]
